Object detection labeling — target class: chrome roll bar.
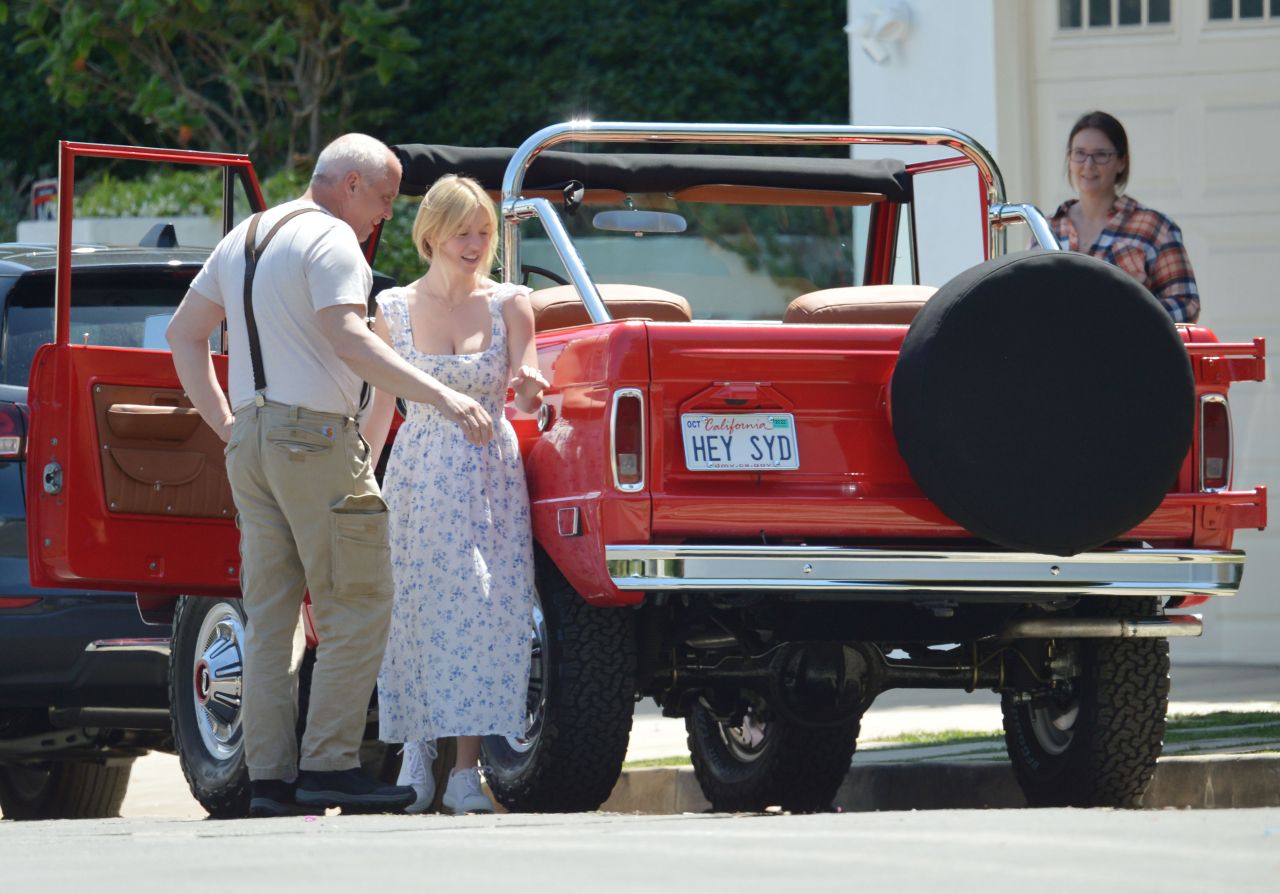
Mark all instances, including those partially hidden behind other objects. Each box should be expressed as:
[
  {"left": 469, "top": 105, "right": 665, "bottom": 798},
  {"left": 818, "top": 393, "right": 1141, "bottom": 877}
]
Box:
[
  {"left": 505, "top": 197, "right": 609, "bottom": 322},
  {"left": 499, "top": 121, "right": 1011, "bottom": 322},
  {"left": 990, "top": 202, "right": 1061, "bottom": 252}
]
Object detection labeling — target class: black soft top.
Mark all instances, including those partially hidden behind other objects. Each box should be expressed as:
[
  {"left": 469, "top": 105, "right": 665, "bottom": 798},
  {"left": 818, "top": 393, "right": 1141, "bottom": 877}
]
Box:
[{"left": 391, "top": 145, "right": 912, "bottom": 203}]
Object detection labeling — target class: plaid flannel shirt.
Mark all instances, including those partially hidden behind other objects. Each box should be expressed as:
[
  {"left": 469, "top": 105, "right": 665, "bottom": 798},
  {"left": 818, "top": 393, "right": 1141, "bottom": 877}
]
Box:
[{"left": 1049, "top": 196, "right": 1200, "bottom": 323}]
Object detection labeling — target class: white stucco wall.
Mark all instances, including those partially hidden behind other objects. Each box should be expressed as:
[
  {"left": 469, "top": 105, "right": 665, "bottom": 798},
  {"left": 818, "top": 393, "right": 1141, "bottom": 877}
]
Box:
[{"left": 847, "top": 0, "right": 1014, "bottom": 283}]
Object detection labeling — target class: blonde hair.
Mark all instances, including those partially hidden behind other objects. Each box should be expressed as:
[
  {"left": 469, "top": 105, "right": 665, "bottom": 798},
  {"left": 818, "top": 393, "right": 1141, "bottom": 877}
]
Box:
[{"left": 411, "top": 174, "right": 499, "bottom": 271}]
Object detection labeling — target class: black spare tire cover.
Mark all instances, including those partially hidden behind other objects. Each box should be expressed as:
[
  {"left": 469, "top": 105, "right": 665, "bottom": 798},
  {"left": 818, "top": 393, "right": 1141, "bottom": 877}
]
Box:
[{"left": 890, "top": 250, "right": 1194, "bottom": 557}]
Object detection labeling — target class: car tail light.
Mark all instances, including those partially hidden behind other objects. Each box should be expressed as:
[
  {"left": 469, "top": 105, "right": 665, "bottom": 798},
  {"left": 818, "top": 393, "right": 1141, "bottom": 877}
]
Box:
[
  {"left": 611, "top": 388, "right": 645, "bottom": 492},
  {"left": 1200, "top": 394, "right": 1231, "bottom": 491},
  {"left": 0, "top": 597, "right": 40, "bottom": 609},
  {"left": 0, "top": 403, "right": 26, "bottom": 461}
]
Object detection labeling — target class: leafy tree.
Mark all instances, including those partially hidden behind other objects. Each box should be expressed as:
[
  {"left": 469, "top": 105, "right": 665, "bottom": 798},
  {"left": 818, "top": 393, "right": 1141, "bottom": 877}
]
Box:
[
  {"left": 0, "top": 12, "right": 164, "bottom": 239},
  {"left": 357, "top": 0, "right": 849, "bottom": 148},
  {"left": 13, "top": 0, "right": 420, "bottom": 169}
]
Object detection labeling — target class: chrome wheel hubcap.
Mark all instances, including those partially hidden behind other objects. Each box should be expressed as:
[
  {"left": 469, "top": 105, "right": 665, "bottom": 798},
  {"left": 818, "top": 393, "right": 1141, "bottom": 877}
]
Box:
[
  {"left": 1029, "top": 700, "right": 1079, "bottom": 756},
  {"left": 192, "top": 602, "right": 245, "bottom": 760},
  {"left": 504, "top": 593, "right": 546, "bottom": 755},
  {"left": 719, "top": 708, "right": 770, "bottom": 763}
]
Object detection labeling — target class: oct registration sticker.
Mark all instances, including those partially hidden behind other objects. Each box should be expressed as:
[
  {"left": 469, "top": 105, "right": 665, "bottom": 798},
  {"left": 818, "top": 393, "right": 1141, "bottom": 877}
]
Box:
[{"left": 681, "top": 413, "right": 799, "bottom": 471}]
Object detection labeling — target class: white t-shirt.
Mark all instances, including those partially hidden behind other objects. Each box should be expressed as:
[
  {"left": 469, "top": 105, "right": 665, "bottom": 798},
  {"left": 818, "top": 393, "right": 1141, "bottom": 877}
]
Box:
[{"left": 189, "top": 200, "right": 372, "bottom": 416}]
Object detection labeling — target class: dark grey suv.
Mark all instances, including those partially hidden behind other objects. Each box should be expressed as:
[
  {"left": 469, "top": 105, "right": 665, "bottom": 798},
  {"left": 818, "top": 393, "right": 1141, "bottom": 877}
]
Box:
[{"left": 0, "top": 240, "right": 204, "bottom": 819}]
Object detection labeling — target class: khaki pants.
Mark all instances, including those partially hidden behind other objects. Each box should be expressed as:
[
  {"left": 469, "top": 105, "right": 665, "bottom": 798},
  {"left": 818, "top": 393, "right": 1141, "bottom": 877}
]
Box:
[{"left": 225, "top": 400, "right": 394, "bottom": 780}]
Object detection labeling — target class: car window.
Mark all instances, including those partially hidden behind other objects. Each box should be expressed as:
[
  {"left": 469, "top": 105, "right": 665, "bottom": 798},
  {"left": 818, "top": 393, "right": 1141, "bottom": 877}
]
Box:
[
  {"left": 520, "top": 194, "right": 862, "bottom": 321},
  {"left": 1, "top": 268, "right": 198, "bottom": 386}
]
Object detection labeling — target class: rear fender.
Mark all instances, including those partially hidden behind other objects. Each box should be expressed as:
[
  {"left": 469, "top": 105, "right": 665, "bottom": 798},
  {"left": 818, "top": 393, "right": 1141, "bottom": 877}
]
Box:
[{"left": 524, "top": 321, "right": 651, "bottom": 606}]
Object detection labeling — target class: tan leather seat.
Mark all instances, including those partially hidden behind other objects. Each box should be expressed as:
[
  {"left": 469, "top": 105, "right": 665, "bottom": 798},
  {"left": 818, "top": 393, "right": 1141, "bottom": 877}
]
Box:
[
  {"left": 783, "top": 284, "right": 937, "bottom": 326},
  {"left": 530, "top": 284, "right": 693, "bottom": 332}
]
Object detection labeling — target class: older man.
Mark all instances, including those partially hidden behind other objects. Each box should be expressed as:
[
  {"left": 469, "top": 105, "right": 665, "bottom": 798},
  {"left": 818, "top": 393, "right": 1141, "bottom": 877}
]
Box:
[{"left": 167, "top": 133, "right": 493, "bottom": 816}]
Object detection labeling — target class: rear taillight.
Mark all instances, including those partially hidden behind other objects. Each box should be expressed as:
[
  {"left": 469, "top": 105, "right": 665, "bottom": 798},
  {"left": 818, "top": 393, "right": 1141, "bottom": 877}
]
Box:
[
  {"left": 1200, "top": 394, "right": 1231, "bottom": 491},
  {"left": 0, "top": 597, "right": 39, "bottom": 609},
  {"left": 611, "top": 388, "right": 645, "bottom": 492},
  {"left": 0, "top": 403, "right": 26, "bottom": 461}
]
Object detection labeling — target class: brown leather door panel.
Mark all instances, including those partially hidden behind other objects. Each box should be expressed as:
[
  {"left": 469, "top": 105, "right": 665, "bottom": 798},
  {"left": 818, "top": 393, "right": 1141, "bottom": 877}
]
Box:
[
  {"left": 106, "top": 404, "right": 203, "bottom": 441},
  {"left": 94, "top": 384, "right": 235, "bottom": 519},
  {"left": 107, "top": 448, "right": 205, "bottom": 486}
]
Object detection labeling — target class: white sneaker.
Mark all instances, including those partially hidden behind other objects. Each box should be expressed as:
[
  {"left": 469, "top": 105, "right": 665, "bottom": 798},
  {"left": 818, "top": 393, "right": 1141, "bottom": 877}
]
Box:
[
  {"left": 396, "top": 739, "right": 438, "bottom": 814},
  {"left": 442, "top": 767, "right": 495, "bottom": 815}
]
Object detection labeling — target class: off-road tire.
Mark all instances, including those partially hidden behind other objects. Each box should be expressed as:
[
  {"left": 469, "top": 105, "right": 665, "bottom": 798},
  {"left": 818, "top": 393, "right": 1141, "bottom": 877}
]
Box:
[
  {"left": 483, "top": 551, "right": 636, "bottom": 812},
  {"left": 1002, "top": 598, "right": 1169, "bottom": 808},
  {"left": 170, "top": 595, "right": 251, "bottom": 818},
  {"left": 0, "top": 759, "right": 133, "bottom": 819},
  {"left": 687, "top": 703, "right": 860, "bottom": 813}
]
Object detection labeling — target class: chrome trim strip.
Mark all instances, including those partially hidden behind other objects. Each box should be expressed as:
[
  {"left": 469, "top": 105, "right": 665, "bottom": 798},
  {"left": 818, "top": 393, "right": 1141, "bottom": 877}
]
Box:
[
  {"left": 500, "top": 121, "right": 1006, "bottom": 285},
  {"left": 990, "top": 202, "right": 1060, "bottom": 253},
  {"left": 605, "top": 545, "right": 1244, "bottom": 599},
  {"left": 610, "top": 388, "right": 646, "bottom": 493},
  {"left": 1199, "top": 393, "right": 1233, "bottom": 493},
  {"left": 84, "top": 637, "right": 171, "bottom": 656},
  {"left": 1001, "top": 614, "right": 1203, "bottom": 639}
]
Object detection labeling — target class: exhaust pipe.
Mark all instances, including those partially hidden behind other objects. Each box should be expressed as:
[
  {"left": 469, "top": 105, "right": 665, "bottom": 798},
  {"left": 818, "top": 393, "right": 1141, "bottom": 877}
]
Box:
[{"left": 1001, "top": 614, "right": 1202, "bottom": 639}]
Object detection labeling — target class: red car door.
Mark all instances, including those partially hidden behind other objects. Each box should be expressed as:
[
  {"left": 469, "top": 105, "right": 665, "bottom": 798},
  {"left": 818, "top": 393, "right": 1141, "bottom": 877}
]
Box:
[{"left": 25, "top": 142, "right": 266, "bottom": 597}]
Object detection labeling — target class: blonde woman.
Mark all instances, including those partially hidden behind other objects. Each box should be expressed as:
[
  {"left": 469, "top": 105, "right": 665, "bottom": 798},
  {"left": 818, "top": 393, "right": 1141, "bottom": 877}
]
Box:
[{"left": 366, "top": 175, "right": 547, "bottom": 814}]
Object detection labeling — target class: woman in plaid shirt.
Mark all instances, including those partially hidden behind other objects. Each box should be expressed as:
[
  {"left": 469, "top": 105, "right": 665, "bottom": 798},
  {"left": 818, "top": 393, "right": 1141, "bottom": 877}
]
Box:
[{"left": 1049, "top": 111, "right": 1200, "bottom": 323}]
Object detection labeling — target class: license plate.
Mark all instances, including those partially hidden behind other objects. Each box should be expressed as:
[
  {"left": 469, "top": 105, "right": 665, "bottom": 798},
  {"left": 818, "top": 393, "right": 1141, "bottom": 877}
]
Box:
[{"left": 681, "top": 413, "right": 799, "bottom": 471}]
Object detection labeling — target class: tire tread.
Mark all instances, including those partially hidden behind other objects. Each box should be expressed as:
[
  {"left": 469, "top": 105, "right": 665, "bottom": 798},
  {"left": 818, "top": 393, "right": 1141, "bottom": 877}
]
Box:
[
  {"left": 1003, "top": 598, "right": 1169, "bottom": 808},
  {"left": 486, "top": 554, "right": 636, "bottom": 813}
]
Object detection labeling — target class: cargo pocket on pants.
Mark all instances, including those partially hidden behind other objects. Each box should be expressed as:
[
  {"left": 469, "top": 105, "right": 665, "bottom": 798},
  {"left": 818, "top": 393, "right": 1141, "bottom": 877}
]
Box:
[{"left": 330, "top": 493, "right": 393, "bottom": 600}]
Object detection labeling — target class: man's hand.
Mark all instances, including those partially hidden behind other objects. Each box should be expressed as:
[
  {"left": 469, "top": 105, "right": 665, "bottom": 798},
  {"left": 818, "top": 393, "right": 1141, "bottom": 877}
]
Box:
[
  {"left": 167, "top": 290, "right": 233, "bottom": 440},
  {"left": 439, "top": 390, "right": 494, "bottom": 446}
]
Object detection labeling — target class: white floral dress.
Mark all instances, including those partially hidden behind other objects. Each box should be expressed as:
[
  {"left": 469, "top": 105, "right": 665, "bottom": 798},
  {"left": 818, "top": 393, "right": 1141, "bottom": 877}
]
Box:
[{"left": 376, "top": 283, "right": 533, "bottom": 743}]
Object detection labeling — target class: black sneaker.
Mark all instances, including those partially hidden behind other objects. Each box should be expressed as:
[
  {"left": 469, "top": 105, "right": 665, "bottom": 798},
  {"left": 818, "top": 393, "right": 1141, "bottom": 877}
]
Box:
[
  {"left": 295, "top": 768, "right": 416, "bottom": 811},
  {"left": 249, "top": 779, "right": 310, "bottom": 818}
]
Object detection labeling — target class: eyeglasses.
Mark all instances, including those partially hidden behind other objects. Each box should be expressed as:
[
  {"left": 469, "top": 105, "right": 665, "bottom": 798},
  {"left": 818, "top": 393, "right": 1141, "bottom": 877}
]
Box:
[{"left": 1069, "top": 149, "right": 1117, "bottom": 166}]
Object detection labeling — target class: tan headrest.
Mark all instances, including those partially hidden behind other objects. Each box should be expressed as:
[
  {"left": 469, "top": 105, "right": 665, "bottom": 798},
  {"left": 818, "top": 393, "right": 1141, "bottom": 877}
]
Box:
[
  {"left": 783, "top": 285, "right": 937, "bottom": 326},
  {"left": 530, "top": 284, "right": 693, "bottom": 332}
]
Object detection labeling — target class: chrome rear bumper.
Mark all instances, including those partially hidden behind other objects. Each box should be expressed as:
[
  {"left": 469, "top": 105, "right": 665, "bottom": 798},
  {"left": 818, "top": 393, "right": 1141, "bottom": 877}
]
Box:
[{"left": 605, "top": 546, "right": 1244, "bottom": 601}]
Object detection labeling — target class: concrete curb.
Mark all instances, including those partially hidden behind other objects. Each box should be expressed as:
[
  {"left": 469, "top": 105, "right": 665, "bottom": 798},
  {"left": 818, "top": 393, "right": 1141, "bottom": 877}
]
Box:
[{"left": 599, "top": 755, "right": 1280, "bottom": 813}]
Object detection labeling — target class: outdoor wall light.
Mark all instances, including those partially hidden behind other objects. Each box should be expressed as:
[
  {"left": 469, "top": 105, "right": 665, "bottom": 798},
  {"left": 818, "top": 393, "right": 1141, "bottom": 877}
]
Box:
[{"left": 847, "top": 2, "right": 914, "bottom": 65}]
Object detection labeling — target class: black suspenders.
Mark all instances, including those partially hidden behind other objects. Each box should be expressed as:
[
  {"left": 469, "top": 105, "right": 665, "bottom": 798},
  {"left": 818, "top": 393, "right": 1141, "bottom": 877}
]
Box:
[{"left": 241, "top": 208, "right": 321, "bottom": 406}]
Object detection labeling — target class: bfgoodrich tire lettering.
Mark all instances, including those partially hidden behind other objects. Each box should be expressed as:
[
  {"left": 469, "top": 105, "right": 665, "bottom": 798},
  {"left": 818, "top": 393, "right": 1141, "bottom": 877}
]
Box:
[
  {"left": 1002, "top": 598, "right": 1169, "bottom": 808},
  {"left": 686, "top": 702, "right": 860, "bottom": 813},
  {"left": 170, "top": 595, "right": 251, "bottom": 818},
  {"left": 482, "top": 549, "right": 635, "bottom": 812}
]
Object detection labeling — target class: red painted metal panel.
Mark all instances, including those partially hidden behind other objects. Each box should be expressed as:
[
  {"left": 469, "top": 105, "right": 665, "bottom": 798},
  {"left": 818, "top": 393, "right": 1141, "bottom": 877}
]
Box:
[
  {"left": 54, "top": 141, "right": 263, "bottom": 347},
  {"left": 26, "top": 344, "right": 240, "bottom": 595},
  {"left": 512, "top": 320, "right": 1254, "bottom": 577},
  {"left": 522, "top": 322, "right": 650, "bottom": 605}
]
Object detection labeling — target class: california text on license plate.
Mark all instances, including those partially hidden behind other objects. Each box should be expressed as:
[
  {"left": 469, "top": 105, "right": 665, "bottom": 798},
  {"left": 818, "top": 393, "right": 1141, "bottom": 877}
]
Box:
[{"left": 681, "top": 413, "right": 799, "bottom": 471}]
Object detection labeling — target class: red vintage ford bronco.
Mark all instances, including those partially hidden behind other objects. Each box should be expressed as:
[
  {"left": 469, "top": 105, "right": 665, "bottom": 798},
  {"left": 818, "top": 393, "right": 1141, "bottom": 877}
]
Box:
[{"left": 25, "top": 123, "right": 1266, "bottom": 816}]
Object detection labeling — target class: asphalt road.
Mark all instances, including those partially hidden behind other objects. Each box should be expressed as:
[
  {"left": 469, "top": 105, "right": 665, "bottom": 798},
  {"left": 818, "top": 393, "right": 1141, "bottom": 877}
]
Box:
[{"left": 3, "top": 809, "right": 1277, "bottom": 893}]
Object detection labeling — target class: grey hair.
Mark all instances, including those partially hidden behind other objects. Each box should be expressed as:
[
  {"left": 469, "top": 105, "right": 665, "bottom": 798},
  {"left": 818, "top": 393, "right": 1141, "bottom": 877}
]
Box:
[{"left": 311, "top": 133, "right": 394, "bottom": 186}]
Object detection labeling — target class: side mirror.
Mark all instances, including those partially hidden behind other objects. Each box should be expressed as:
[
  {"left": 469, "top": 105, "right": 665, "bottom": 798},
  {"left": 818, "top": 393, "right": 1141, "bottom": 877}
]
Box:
[{"left": 140, "top": 222, "right": 179, "bottom": 248}]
